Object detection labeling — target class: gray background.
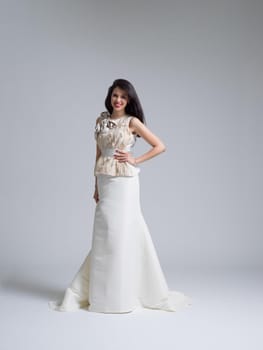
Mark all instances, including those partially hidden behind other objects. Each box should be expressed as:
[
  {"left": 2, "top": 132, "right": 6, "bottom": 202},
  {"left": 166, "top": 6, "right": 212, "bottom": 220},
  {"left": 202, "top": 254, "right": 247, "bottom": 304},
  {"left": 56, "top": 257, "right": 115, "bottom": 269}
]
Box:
[
  {"left": 0, "top": 0, "right": 263, "bottom": 350},
  {"left": 0, "top": 1, "right": 262, "bottom": 349},
  {"left": 1, "top": 0, "right": 262, "bottom": 271}
]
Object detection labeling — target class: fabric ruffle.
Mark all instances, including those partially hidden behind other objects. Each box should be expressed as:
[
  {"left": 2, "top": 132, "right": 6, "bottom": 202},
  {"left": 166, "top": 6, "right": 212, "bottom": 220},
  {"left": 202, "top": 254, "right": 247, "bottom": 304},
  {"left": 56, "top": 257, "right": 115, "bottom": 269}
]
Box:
[
  {"left": 94, "top": 111, "right": 139, "bottom": 177},
  {"left": 94, "top": 156, "right": 140, "bottom": 177}
]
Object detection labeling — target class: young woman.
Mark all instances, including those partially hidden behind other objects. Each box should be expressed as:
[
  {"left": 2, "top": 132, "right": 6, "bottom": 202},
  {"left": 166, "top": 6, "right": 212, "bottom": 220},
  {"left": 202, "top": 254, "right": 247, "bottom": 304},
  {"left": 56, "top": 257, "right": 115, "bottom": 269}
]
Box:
[{"left": 49, "top": 79, "right": 192, "bottom": 313}]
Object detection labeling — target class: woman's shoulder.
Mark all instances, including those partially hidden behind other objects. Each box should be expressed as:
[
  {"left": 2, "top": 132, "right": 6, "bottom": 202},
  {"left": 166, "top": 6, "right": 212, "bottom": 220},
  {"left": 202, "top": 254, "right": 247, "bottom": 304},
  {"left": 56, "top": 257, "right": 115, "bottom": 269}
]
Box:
[
  {"left": 96, "top": 111, "right": 110, "bottom": 124},
  {"left": 128, "top": 115, "right": 143, "bottom": 126}
]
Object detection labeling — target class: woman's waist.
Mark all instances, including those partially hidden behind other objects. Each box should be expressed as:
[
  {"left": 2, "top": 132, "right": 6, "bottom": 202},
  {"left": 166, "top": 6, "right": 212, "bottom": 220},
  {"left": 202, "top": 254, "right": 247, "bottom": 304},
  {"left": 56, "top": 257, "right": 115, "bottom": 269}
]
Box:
[
  {"left": 99, "top": 145, "right": 133, "bottom": 157},
  {"left": 94, "top": 154, "right": 140, "bottom": 177}
]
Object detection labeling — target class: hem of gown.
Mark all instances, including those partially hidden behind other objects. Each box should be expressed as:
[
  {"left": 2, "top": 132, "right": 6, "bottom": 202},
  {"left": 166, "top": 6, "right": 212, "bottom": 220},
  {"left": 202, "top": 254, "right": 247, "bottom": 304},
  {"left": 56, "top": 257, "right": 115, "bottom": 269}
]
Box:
[
  {"left": 48, "top": 290, "right": 192, "bottom": 314},
  {"left": 141, "top": 291, "right": 193, "bottom": 312},
  {"left": 48, "top": 300, "right": 90, "bottom": 312}
]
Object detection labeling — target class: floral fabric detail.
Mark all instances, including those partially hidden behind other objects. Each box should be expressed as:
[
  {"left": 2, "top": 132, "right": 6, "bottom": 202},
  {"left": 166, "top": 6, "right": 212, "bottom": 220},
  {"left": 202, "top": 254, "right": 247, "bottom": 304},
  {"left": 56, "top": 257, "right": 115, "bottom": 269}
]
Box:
[{"left": 94, "top": 111, "right": 140, "bottom": 177}]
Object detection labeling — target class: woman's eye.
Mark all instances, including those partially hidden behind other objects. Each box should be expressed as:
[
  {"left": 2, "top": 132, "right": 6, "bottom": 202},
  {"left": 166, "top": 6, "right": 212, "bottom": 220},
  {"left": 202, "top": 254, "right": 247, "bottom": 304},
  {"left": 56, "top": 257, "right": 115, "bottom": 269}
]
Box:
[{"left": 113, "top": 94, "right": 127, "bottom": 99}]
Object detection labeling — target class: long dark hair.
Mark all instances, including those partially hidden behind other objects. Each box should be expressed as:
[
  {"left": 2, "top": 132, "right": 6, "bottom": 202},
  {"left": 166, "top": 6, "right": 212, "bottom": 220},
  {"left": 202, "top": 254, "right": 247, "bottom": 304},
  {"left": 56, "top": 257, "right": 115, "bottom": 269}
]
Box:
[{"left": 105, "top": 79, "right": 146, "bottom": 137}]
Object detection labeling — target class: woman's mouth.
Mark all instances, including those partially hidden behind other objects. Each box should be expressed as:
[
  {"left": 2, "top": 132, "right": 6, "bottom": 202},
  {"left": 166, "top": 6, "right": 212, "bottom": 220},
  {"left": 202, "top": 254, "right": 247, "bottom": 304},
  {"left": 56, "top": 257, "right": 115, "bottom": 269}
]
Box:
[{"left": 115, "top": 104, "right": 122, "bottom": 107}]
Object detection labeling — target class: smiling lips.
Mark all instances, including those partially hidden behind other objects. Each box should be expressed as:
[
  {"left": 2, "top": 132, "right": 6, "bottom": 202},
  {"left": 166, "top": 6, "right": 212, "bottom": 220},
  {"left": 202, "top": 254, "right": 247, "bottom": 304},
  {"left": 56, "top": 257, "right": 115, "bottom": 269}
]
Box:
[{"left": 115, "top": 104, "right": 122, "bottom": 107}]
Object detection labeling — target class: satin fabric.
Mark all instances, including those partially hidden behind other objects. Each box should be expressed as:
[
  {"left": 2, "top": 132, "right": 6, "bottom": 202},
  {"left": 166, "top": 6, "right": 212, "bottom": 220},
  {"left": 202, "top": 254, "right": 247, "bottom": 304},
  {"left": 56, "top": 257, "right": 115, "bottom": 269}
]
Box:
[{"left": 48, "top": 174, "right": 192, "bottom": 313}]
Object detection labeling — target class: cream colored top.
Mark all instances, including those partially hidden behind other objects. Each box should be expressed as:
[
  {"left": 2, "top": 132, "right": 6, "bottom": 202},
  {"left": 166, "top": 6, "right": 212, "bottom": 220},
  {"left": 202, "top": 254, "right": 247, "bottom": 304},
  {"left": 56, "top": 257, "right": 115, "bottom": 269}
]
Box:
[{"left": 94, "top": 111, "right": 140, "bottom": 177}]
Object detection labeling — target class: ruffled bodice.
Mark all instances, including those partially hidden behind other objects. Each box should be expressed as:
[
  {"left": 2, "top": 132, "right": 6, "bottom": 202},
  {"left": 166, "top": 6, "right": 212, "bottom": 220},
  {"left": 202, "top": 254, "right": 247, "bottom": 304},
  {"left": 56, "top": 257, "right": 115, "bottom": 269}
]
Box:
[{"left": 94, "top": 111, "right": 140, "bottom": 177}]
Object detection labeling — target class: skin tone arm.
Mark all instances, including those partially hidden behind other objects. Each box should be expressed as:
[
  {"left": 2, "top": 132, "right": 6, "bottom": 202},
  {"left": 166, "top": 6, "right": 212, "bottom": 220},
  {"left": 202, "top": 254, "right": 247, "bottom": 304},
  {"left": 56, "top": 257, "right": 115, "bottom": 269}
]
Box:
[
  {"left": 114, "top": 117, "right": 166, "bottom": 165},
  {"left": 93, "top": 117, "right": 101, "bottom": 203}
]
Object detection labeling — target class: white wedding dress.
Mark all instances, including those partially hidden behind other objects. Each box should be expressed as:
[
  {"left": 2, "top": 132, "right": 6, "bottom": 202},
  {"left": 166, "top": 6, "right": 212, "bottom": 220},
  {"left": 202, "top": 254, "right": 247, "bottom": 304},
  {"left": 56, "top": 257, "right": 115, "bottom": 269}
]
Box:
[{"left": 48, "top": 112, "right": 192, "bottom": 313}]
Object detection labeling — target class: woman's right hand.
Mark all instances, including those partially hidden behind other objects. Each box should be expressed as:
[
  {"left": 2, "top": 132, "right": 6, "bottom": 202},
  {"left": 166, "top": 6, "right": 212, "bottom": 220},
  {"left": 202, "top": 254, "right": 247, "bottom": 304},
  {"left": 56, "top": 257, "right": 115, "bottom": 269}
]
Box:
[{"left": 93, "top": 188, "right": 99, "bottom": 203}]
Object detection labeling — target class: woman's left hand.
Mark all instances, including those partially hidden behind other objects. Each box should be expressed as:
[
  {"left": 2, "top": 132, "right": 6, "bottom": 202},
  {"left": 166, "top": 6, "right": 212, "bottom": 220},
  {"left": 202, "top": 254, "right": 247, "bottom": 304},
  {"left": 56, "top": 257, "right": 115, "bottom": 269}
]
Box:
[{"left": 114, "top": 149, "right": 136, "bottom": 165}]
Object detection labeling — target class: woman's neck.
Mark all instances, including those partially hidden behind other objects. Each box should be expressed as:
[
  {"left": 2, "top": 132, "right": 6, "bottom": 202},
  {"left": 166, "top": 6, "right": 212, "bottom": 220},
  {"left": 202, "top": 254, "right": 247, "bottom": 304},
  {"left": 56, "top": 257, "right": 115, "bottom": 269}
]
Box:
[{"left": 110, "top": 112, "right": 127, "bottom": 119}]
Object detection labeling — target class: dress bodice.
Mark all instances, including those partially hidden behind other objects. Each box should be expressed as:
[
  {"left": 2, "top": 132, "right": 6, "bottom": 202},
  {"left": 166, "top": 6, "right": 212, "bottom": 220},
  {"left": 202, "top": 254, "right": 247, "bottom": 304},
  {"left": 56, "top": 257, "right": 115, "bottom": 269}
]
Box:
[{"left": 94, "top": 111, "right": 140, "bottom": 177}]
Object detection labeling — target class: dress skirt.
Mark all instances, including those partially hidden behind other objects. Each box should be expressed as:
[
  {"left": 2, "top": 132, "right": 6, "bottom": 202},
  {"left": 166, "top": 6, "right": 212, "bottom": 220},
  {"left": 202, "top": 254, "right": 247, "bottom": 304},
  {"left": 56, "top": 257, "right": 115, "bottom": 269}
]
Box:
[{"left": 48, "top": 173, "right": 192, "bottom": 313}]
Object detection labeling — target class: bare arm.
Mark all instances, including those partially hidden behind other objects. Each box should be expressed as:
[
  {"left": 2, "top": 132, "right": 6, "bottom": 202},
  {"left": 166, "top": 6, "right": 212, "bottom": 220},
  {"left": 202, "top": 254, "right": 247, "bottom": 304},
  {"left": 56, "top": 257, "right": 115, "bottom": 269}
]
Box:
[
  {"left": 94, "top": 117, "right": 101, "bottom": 200},
  {"left": 94, "top": 142, "right": 101, "bottom": 187},
  {"left": 114, "top": 117, "right": 166, "bottom": 165}
]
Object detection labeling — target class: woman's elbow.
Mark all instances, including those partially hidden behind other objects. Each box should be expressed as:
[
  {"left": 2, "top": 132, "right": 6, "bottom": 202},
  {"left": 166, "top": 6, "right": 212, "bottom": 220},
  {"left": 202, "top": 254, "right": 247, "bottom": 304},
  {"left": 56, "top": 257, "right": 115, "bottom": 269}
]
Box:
[{"left": 157, "top": 142, "right": 166, "bottom": 153}]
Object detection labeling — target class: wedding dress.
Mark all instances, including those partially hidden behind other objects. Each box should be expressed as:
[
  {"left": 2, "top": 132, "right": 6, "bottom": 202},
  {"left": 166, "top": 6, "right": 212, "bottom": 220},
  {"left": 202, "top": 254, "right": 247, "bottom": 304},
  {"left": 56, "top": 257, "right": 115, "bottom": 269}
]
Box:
[{"left": 48, "top": 112, "right": 192, "bottom": 313}]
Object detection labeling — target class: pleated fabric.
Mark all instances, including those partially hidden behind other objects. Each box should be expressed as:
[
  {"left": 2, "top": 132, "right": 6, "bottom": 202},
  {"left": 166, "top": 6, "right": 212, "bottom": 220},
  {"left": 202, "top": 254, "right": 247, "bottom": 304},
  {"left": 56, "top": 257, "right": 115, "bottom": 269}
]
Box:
[{"left": 48, "top": 174, "right": 192, "bottom": 313}]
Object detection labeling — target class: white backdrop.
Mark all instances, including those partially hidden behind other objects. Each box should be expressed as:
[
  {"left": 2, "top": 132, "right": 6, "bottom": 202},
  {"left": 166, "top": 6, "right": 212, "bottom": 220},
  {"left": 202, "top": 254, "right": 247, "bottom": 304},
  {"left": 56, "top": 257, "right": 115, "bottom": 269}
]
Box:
[{"left": 0, "top": 0, "right": 262, "bottom": 273}]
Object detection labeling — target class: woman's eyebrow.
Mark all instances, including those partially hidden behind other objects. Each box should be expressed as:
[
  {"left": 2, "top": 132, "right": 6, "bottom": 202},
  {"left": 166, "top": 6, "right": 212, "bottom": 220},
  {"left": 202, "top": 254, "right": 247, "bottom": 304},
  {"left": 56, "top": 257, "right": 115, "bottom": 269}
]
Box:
[{"left": 114, "top": 93, "right": 127, "bottom": 98}]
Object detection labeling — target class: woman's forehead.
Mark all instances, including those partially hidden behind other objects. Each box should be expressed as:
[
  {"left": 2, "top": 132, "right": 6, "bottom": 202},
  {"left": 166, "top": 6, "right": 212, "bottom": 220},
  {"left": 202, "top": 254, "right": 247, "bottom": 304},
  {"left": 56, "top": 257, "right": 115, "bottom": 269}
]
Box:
[{"left": 112, "top": 87, "right": 128, "bottom": 96}]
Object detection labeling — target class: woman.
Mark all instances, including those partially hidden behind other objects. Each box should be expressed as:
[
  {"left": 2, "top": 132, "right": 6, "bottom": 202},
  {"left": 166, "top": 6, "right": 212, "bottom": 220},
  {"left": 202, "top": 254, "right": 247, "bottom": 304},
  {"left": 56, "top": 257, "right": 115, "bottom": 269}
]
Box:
[{"left": 49, "top": 79, "right": 192, "bottom": 313}]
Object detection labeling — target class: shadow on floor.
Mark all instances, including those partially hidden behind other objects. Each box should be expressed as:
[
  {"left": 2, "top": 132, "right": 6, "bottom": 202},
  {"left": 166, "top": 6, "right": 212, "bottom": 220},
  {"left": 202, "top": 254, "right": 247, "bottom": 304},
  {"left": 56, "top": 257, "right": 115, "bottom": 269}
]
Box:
[{"left": 0, "top": 277, "right": 64, "bottom": 300}]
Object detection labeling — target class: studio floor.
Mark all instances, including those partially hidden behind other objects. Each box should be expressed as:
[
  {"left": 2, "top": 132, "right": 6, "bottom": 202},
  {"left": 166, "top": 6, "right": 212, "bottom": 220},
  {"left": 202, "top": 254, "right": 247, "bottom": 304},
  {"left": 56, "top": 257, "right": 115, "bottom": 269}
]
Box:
[{"left": 1, "top": 265, "right": 262, "bottom": 350}]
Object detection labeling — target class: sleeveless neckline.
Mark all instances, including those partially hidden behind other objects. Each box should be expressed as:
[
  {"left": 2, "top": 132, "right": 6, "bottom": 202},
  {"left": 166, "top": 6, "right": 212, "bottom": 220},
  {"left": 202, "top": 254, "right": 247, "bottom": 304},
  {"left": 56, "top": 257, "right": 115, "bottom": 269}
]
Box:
[{"left": 108, "top": 114, "right": 128, "bottom": 121}]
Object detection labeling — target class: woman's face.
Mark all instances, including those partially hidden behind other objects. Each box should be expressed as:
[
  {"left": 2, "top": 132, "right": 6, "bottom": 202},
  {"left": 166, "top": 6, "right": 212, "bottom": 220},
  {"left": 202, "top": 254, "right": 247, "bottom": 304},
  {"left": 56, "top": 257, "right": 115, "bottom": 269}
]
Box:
[{"left": 111, "top": 87, "right": 129, "bottom": 114}]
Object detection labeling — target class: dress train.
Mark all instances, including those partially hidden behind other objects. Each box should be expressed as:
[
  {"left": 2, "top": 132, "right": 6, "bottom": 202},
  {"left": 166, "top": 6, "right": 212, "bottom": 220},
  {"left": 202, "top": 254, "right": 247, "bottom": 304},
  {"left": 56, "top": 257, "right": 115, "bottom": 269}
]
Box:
[{"left": 48, "top": 174, "right": 192, "bottom": 313}]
